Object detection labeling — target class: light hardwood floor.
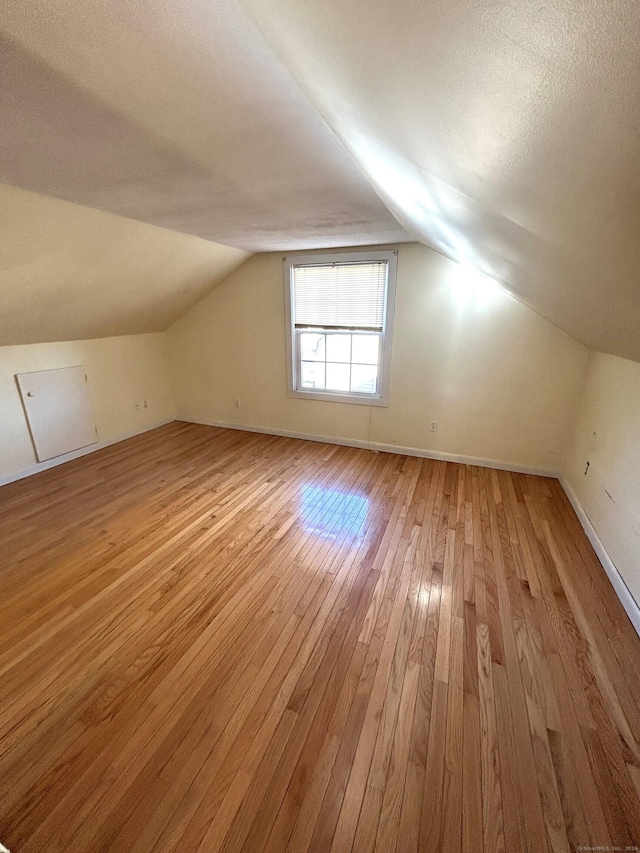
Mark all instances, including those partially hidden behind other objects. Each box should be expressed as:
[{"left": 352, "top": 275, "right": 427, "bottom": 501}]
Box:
[{"left": 1, "top": 422, "right": 639, "bottom": 853}]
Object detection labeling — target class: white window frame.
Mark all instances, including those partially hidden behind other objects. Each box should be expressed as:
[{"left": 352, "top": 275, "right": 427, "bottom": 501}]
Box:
[{"left": 284, "top": 249, "right": 397, "bottom": 407}]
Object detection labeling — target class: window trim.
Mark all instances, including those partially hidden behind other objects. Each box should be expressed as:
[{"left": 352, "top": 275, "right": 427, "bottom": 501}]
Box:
[{"left": 284, "top": 249, "right": 397, "bottom": 407}]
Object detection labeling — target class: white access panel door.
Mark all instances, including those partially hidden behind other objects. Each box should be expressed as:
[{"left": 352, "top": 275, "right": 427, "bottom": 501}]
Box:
[{"left": 16, "top": 366, "right": 98, "bottom": 462}]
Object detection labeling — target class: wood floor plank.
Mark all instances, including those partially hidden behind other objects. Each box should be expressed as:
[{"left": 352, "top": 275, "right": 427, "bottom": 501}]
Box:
[{"left": 1, "top": 422, "right": 639, "bottom": 852}]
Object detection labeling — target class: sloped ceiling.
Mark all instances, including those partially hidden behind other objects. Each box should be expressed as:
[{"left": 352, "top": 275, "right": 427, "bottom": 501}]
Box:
[
  {"left": 2, "top": 0, "right": 640, "bottom": 359},
  {"left": 238, "top": 0, "right": 640, "bottom": 362},
  {"left": 0, "top": 0, "right": 407, "bottom": 345},
  {"left": 0, "top": 1, "right": 406, "bottom": 251},
  {"left": 0, "top": 184, "right": 249, "bottom": 345}
]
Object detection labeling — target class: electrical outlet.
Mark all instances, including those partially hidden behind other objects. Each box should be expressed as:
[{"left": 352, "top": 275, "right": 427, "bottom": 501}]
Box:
[{"left": 429, "top": 420, "right": 438, "bottom": 433}]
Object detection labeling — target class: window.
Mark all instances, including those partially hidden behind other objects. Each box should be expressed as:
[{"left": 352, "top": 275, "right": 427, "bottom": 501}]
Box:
[{"left": 284, "top": 250, "right": 397, "bottom": 406}]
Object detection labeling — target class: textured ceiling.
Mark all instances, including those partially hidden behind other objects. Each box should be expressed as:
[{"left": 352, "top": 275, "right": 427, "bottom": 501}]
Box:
[
  {"left": 2, "top": 0, "right": 640, "bottom": 358},
  {"left": 239, "top": 0, "right": 640, "bottom": 362},
  {"left": 0, "top": 0, "right": 407, "bottom": 252}
]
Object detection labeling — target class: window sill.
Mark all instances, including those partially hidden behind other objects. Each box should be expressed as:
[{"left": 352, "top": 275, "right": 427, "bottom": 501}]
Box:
[{"left": 288, "top": 388, "right": 389, "bottom": 407}]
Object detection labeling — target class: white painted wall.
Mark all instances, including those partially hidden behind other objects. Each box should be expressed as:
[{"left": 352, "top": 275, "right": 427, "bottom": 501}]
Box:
[
  {"left": 0, "top": 333, "right": 175, "bottom": 482},
  {"left": 167, "top": 243, "right": 588, "bottom": 473},
  {"left": 563, "top": 351, "right": 640, "bottom": 607}
]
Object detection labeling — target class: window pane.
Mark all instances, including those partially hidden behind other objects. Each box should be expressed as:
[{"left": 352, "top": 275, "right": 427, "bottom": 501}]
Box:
[
  {"left": 300, "top": 332, "right": 325, "bottom": 361},
  {"left": 351, "top": 363, "right": 378, "bottom": 395},
  {"left": 352, "top": 334, "right": 380, "bottom": 365},
  {"left": 326, "top": 333, "right": 351, "bottom": 363},
  {"left": 326, "top": 363, "right": 351, "bottom": 392},
  {"left": 300, "top": 361, "right": 326, "bottom": 389}
]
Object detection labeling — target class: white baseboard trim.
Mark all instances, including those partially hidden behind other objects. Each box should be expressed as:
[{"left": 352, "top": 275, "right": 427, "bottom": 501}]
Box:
[
  {"left": 179, "top": 416, "right": 557, "bottom": 477},
  {"left": 0, "top": 417, "right": 176, "bottom": 489},
  {"left": 560, "top": 476, "right": 640, "bottom": 637}
]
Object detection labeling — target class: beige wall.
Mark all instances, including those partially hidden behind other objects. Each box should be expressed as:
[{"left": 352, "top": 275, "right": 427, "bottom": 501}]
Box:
[
  {"left": 0, "top": 333, "right": 175, "bottom": 482},
  {"left": 563, "top": 351, "right": 640, "bottom": 606},
  {"left": 168, "top": 243, "right": 588, "bottom": 472}
]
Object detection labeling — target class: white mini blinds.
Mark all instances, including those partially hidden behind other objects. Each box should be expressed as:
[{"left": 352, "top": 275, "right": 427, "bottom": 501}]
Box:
[{"left": 292, "top": 261, "right": 387, "bottom": 330}]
